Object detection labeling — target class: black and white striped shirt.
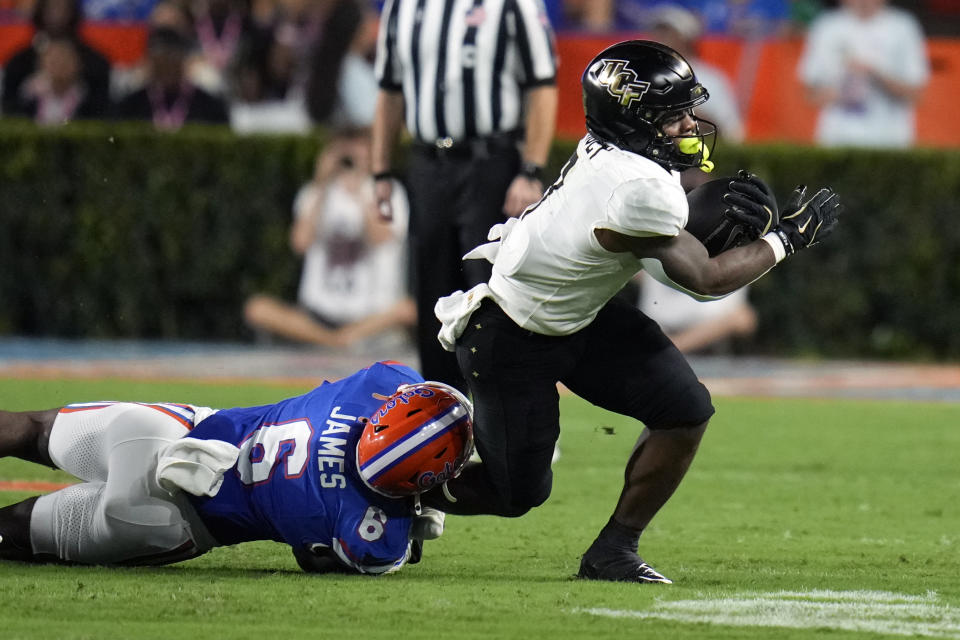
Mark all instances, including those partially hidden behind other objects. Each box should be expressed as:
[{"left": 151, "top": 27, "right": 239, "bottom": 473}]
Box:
[{"left": 375, "top": 0, "right": 557, "bottom": 145}]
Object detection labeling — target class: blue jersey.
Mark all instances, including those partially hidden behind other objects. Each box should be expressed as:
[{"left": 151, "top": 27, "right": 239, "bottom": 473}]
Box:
[{"left": 187, "top": 361, "right": 422, "bottom": 574}]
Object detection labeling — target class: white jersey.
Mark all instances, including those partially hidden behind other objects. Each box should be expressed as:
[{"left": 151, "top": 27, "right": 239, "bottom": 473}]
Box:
[
  {"left": 797, "top": 6, "right": 928, "bottom": 147},
  {"left": 486, "top": 135, "right": 687, "bottom": 335},
  {"left": 296, "top": 177, "right": 409, "bottom": 325}
]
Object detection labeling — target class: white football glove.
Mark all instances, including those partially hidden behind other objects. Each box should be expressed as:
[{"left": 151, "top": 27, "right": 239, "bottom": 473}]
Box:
[{"left": 411, "top": 506, "right": 446, "bottom": 541}]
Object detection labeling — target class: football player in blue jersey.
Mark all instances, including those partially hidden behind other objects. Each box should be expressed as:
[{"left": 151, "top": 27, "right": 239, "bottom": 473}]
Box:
[{"left": 0, "top": 361, "right": 473, "bottom": 575}]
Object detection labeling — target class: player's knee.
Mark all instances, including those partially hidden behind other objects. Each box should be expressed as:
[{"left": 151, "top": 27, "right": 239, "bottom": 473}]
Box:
[
  {"left": 500, "top": 476, "right": 552, "bottom": 517},
  {"left": 101, "top": 495, "right": 190, "bottom": 555},
  {"left": 673, "top": 383, "right": 714, "bottom": 433}
]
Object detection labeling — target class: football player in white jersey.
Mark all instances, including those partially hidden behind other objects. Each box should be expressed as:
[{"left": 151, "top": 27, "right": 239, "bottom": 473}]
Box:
[{"left": 425, "top": 40, "right": 842, "bottom": 583}]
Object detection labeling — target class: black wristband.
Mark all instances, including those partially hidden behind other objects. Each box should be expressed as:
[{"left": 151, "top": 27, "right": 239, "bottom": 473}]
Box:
[
  {"left": 518, "top": 161, "right": 544, "bottom": 182},
  {"left": 774, "top": 228, "right": 795, "bottom": 256},
  {"left": 372, "top": 171, "right": 394, "bottom": 182}
]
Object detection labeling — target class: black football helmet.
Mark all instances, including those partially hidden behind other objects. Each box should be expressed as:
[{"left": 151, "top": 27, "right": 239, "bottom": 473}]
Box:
[{"left": 582, "top": 40, "right": 716, "bottom": 171}]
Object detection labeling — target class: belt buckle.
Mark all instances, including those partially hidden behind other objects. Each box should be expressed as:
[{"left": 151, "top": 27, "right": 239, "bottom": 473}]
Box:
[{"left": 434, "top": 137, "right": 454, "bottom": 150}]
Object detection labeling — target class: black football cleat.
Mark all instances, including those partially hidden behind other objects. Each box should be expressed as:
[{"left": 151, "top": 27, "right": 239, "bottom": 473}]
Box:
[{"left": 577, "top": 548, "right": 673, "bottom": 584}]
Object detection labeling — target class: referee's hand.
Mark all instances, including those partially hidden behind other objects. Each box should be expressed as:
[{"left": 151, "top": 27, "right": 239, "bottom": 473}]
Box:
[
  {"left": 374, "top": 178, "right": 394, "bottom": 221},
  {"left": 503, "top": 175, "right": 543, "bottom": 218}
]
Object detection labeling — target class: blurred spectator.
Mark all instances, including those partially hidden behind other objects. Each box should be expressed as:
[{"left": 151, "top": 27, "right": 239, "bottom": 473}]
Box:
[
  {"left": 798, "top": 0, "right": 929, "bottom": 147},
  {"left": 616, "top": 0, "right": 790, "bottom": 35},
  {"left": 149, "top": 0, "right": 193, "bottom": 37},
  {"left": 249, "top": 0, "right": 280, "bottom": 29},
  {"left": 638, "top": 272, "right": 757, "bottom": 354},
  {"left": 304, "top": 0, "right": 378, "bottom": 128},
  {"left": 0, "top": 1, "right": 35, "bottom": 22},
  {"left": 648, "top": 4, "right": 744, "bottom": 190},
  {"left": 244, "top": 127, "right": 416, "bottom": 349},
  {"left": 113, "top": 1, "right": 205, "bottom": 108},
  {"left": 562, "top": 0, "right": 615, "bottom": 30},
  {"left": 229, "top": 0, "right": 363, "bottom": 132},
  {"left": 266, "top": 0, "right": 327, "bottom": 60},
  {"left": 2, "top": 0, "right": 110, "bottom": 117},
  {"left": 235, "top": 24, "right": 300, "bottom": 102},
  {"left": 229, "top": 20, "right": 311, "bottom": 132},
  {"left": 112, "top": 26, "right": 230, "bottom": 129},
  {"left": 6, "top": 34, "right": 104, "bottom": 124},
  {"left": 189, "top": 0, "right": 260, "bottom": 95}
]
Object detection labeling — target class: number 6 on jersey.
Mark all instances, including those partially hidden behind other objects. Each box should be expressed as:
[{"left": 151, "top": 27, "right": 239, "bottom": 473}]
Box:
[{"left": 237, "top": 420, "right": 313, "bottom": 485}]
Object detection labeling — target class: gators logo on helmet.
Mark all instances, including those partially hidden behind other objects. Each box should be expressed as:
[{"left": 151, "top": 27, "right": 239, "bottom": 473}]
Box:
[{"left": 356, "top": 382, "right": 474, "bottom": 498}]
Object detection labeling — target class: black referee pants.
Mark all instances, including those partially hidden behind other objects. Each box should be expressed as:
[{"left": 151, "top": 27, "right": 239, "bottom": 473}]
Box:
[{"left": 405, "top": 142, "right": 521, "bottom": 392}]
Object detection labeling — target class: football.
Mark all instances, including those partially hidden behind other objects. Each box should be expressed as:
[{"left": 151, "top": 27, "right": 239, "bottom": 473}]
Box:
[{"left": 685, "top": 177, "right": 753, "bottom": 257}]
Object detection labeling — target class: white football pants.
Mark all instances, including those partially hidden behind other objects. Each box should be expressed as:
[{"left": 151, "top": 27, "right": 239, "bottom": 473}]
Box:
[{"left": 30, "top": 402, "right": 218, "bottom": 565}]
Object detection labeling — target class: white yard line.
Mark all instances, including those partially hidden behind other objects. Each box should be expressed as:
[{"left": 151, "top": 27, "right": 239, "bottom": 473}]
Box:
[{"left": 574, "top": 590, "right": 960, "bottom": 638}]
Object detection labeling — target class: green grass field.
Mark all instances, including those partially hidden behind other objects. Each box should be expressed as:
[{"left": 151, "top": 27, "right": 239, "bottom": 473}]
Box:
[{"left": 2, "top": 377, "right": 959, "bottom": 639}]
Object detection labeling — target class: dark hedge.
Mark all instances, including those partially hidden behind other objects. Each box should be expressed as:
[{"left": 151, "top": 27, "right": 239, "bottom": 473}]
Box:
[
  {"left": 3, "top": 121, "right": 959, "bottom": 360},
  {"left": 1, "top": 120, "right": 315, "bottom": 339}
]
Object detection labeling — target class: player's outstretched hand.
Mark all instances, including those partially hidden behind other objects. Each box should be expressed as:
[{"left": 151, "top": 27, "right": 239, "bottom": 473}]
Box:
[
  {"left": 722, "top": 170, "right": 779, "bottom": 238},
  {"left": 771, "top": 186, "right": 841, "bottom": 255}
]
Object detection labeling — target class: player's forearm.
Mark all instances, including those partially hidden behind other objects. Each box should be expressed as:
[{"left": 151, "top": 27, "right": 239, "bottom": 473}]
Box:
[
  {"left": 654, "top": 234, "right": 778, "bottom": 298},
  {"left": 701, "top": 239, "right": 779, "bottom": 295},
  {"left": 371, "top": 90, "right": 405, "bottom": 175},
  {"left": 521, "top": 85, "right": 557, "bottom": 166}
]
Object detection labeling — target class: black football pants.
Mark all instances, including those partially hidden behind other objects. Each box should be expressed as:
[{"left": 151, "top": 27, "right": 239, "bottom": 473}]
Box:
[{"left": 437, "top": 297, "right": 715, "bottom": 516}]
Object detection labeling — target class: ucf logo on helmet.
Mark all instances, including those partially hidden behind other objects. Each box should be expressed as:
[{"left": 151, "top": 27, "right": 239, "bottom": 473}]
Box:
[{"left": 594, "top": 58, "right": 650, "bottom": 108}]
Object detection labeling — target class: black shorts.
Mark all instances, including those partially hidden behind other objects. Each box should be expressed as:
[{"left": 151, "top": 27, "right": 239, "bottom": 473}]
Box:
[{"left": 454, "top": 297, "right": 714, "bottom": 507}]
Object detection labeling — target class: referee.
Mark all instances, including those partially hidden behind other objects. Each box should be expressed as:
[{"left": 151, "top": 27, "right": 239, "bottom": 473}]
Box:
[{"left": 370, "top": 0, "right": 558, "bottom": 391}]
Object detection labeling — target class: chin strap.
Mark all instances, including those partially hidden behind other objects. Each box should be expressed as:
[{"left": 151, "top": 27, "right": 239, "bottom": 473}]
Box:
[{"left": 441, "top": 481, "right": 458, "bottom": 503}]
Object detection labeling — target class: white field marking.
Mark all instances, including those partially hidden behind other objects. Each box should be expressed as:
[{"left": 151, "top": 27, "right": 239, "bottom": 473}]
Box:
[
  {"left": 573, "top": 590, "right": 960, "bottom": 638},
  {"left": 857, "top": 537, "right": 906, "bottom": 545}
]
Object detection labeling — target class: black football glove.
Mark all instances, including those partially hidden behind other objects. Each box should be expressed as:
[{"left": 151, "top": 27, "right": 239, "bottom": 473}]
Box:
[
  {"left": 722, "top": 170, "right": 780, "bottom": 239},
  {"left": 770, "top": 186, "right": 841, "bottom": 255}
]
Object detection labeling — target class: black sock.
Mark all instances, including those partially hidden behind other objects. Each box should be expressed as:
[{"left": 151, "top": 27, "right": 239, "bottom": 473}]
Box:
[{"left": 592, "top": 516, "right": 642, "bottom": 554}]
